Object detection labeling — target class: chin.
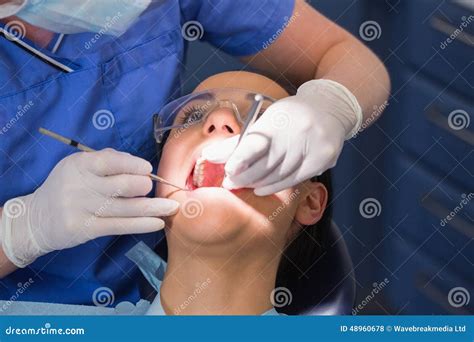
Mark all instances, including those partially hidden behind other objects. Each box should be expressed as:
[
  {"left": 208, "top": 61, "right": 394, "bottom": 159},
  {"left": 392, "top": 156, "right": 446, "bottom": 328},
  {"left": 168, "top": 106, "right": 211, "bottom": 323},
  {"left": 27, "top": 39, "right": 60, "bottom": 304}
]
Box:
[
  {"left": 165, "top": 187, "right": 260, "bottom": 246},
  {"left": 157, "top": 152, "right": 287, "bottom": 246}
]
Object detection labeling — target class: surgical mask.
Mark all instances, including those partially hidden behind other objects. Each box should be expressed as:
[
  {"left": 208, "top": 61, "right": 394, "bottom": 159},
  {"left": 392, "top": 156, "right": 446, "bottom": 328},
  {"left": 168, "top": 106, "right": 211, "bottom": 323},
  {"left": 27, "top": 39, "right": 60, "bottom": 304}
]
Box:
[{"left": 16, "top": 0, "right": 152, "bottom": 37}]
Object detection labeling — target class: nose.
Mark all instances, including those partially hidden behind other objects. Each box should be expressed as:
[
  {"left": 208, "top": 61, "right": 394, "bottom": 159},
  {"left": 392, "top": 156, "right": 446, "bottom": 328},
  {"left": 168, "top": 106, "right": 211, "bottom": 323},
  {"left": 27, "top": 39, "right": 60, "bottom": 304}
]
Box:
[{"left": 202, "top": 108, "right": 241, "bottom": 137}]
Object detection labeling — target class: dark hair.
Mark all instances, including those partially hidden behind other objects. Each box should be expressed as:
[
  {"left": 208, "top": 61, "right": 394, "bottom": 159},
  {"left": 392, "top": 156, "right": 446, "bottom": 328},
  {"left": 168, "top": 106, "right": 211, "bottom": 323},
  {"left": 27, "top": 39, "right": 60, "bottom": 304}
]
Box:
[{"left": 275, "top": 171, "right": 332, "bottom": 314}]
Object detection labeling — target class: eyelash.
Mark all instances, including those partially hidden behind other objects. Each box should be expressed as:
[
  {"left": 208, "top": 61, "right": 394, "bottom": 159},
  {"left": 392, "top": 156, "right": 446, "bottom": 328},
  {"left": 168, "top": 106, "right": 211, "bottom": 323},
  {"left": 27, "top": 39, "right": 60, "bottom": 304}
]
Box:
[
  {"left": 179, "top": 105, "right": 268, "bottom": 125},
  {"left": 179, "top": 105, "right": 205, "bottom": 125}
]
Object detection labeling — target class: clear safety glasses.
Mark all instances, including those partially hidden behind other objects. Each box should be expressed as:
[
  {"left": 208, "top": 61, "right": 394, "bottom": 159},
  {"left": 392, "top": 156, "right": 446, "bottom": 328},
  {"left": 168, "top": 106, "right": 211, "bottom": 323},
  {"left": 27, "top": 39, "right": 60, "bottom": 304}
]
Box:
[{"left": 153, "top": 88, "right": 275, "bottom": 144}]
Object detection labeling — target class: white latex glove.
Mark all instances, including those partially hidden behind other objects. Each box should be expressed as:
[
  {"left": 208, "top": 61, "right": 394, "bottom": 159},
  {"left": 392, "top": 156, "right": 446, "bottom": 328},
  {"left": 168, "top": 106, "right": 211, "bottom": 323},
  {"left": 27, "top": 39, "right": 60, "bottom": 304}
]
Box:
[
  {"left": 0, "top": 148, "right": 179, "bottom": 268},
  {"left": 202, "top": 79, "right": 363, "bottom": 196}
]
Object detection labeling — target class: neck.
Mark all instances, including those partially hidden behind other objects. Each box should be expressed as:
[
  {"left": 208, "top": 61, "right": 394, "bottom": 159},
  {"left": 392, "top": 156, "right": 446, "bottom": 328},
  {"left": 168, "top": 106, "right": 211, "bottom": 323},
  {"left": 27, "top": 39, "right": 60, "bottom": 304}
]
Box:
[
  {"left": 160, "top": 244, "right": 280, "bottom": 315},
  {"left": 1, "top": 17, "right": 54, "bottom": 48}
]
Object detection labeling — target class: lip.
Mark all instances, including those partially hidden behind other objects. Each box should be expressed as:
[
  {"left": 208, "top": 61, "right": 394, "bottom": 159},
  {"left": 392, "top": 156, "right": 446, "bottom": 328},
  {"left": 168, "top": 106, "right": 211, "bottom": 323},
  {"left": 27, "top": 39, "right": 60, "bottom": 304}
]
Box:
[
  {"left": 185, "top": 164, "right": 198, "bottom": 191},
  {"left": 183, "top": 148, "right": 205, "bottom": 191}
]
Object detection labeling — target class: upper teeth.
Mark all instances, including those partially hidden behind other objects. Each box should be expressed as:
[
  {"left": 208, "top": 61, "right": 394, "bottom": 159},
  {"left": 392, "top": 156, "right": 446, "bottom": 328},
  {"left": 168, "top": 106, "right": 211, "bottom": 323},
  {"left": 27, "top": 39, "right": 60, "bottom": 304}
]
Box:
[{"left": 193, "top": 157, "right": 205, "bottom": 187}]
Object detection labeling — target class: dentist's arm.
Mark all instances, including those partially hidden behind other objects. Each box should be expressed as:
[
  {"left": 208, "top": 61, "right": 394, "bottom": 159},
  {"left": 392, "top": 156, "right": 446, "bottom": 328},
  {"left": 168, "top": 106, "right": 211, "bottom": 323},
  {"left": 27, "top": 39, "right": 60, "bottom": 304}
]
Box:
[
  {"left": 204, "top": 0, "right": 390, "bottom": 196},
  {"left": 243, "top": 0, "right": 391, "bottom": 120},
  {"left": 0, "top": 149, "right": 179, "bottom": 271},
  {"left": 0, "top": 209, "right": 17, "bottom": 278}
]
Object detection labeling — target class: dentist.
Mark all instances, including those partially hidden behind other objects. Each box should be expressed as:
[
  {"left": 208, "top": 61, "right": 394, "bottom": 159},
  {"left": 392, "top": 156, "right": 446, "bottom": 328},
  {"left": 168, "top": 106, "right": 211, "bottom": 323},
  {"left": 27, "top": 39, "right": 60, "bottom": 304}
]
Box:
[{"left": 0, "top": 0, "right": 390, "bottom": 305}]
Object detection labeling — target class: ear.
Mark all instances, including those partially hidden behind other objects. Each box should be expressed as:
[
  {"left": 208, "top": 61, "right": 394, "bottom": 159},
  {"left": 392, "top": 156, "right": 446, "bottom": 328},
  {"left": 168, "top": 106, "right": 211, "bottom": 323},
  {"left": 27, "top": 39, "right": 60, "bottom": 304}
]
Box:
[{"left": 294, "top": 182, "right": 328, "bottom": 226}]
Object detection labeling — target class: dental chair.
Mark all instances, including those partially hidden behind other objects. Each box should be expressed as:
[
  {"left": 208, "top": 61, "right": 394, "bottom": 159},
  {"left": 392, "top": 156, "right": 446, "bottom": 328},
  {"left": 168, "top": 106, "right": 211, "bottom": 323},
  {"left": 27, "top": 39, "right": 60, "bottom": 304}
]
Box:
[{"left": 280, "top": 221, "right": 356, "bottom": 315}]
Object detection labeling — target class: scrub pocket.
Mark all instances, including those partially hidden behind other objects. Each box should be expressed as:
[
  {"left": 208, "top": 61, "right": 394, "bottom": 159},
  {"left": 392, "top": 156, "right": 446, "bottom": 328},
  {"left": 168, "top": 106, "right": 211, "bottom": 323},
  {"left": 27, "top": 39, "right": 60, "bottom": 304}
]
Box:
[{"left": 102, "top": 29, "right": 185, "bottom": 160}]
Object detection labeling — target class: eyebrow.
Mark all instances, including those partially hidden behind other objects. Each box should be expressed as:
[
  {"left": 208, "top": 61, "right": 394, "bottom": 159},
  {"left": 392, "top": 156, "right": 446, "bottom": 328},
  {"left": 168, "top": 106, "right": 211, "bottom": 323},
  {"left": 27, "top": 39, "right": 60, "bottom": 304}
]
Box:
[{"left": 192, "top": 92, "right": 216, "bottom": 102}]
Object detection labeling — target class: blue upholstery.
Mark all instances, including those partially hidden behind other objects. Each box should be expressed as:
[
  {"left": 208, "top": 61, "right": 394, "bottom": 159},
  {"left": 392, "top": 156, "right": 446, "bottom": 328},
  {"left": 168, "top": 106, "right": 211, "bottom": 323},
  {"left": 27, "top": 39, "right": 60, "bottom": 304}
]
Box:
[{"left": 288, "top": 221, "right": 355, "bottom": 315}]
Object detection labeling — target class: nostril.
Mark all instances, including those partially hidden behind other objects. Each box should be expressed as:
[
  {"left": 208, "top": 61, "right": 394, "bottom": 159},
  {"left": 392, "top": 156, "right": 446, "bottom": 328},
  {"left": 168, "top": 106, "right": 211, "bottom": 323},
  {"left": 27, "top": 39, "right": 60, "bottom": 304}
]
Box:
[
  {"left": 225, "top": 125, "right": 234, "bottom": 134},
  {"left": 208, "top": 125, "right": 215, "bottom": 133}
]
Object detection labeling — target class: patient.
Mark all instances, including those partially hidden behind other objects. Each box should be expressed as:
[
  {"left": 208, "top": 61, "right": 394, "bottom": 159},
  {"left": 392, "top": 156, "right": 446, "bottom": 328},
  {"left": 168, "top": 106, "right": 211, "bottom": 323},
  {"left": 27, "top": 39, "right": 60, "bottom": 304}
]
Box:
[{"left": 143, "top": 71, "right": 332, "bottom": 315}]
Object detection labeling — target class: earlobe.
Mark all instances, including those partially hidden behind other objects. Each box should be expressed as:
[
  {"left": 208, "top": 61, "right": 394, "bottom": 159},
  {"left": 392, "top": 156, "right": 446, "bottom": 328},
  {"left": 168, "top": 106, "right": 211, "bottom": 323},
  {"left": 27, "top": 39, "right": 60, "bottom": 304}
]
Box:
[{"left": 295, "top": 182, "right": 328, "bottom": 226}]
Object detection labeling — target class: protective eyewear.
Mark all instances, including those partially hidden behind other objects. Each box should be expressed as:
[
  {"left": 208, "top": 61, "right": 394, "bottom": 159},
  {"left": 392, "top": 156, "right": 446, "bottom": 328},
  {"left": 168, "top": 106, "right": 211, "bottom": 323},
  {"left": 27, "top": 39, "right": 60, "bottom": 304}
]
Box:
[{"left": 153, "top": 88, "right": 275, "bottom": 144}]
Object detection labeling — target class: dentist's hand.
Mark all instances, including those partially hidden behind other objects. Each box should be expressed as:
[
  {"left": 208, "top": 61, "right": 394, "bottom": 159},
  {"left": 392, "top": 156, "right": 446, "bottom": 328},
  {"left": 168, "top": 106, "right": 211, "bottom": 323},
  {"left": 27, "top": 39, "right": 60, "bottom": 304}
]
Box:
[
  {"left": 202, "top": 79, "right": 363, "bottom": 196},
  {"left": 0, "top": 149, "right": 179, "bottom": 268}
]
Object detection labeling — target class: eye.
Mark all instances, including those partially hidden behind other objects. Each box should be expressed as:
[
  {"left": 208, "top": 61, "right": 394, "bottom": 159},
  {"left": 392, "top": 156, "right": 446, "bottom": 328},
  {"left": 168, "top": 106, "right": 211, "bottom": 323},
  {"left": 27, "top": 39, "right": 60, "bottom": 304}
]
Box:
[{"left": 179, "top": 105, "right": 206, "bottom": 125}]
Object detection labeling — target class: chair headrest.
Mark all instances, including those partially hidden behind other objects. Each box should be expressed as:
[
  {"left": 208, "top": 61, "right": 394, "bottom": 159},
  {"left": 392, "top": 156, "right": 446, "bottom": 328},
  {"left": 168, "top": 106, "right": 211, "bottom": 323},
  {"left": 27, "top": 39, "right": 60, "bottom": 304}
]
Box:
[{"left": 280, "top": 221, "right": 356, "bottom": 315}]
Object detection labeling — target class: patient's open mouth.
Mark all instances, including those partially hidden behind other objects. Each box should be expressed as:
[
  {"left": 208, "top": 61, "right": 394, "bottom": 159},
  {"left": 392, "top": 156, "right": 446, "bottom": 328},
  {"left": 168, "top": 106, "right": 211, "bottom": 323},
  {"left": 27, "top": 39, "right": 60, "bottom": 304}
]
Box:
[{"left": 186, "top": 158, "right": 225, "bottom": 190}]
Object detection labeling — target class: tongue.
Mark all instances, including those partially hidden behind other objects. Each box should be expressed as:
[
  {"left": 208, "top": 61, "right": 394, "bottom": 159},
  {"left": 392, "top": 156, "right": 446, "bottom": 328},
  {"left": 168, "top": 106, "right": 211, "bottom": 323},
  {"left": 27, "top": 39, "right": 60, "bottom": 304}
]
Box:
[{"left": 199, "top": 161, "right": 225, "bottom": 187}]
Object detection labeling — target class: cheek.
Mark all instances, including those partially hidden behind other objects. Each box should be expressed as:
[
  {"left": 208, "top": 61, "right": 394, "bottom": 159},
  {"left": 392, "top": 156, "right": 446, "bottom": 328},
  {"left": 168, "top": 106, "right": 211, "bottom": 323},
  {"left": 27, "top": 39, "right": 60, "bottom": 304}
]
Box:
[
  {"left": 255, "top": 188, "right": 300, "bottom": 237},
  {"left": 252, "top": 188, "right": 300, "bottom": 221}
]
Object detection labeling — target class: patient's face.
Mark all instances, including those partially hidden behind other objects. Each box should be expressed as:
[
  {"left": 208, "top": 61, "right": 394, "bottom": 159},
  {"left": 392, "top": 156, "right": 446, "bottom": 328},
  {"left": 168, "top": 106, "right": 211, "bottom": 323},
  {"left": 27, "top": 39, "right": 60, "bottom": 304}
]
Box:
[{"left": 156, "top": 73, "right": 315, "bottom": 251}]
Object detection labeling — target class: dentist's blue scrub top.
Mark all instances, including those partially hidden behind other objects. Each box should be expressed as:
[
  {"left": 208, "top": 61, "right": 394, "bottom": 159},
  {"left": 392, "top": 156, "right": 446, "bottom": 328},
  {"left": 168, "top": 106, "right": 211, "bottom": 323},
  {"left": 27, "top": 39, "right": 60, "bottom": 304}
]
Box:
[{"left": 0, "top": 0, "right": 295, "bottom": 305}]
